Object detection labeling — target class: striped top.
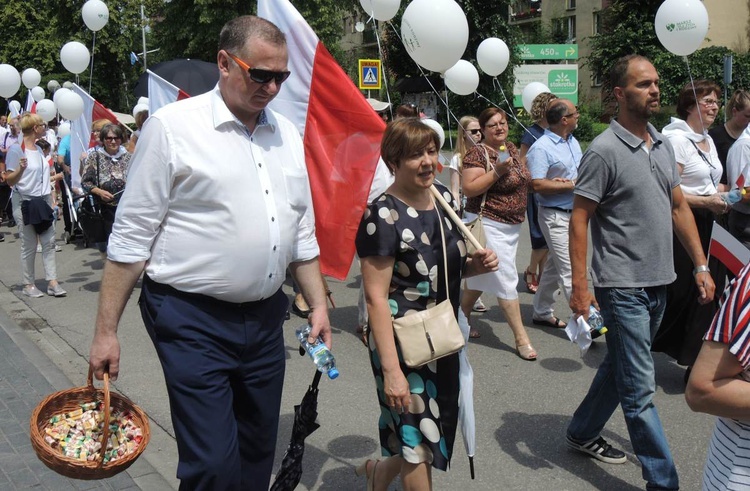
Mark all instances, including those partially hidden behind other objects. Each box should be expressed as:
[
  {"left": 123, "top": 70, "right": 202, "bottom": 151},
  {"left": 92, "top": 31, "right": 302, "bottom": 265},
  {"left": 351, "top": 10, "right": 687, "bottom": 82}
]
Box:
[{"left": 702, "top": 262, "right": 750, "bottom": 490}]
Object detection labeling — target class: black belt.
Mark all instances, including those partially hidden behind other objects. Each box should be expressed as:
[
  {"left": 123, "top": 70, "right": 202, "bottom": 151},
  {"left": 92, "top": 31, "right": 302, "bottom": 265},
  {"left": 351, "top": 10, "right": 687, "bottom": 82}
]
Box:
[{"left": 542, "top": 205, "right": 573, "bottom": 213}]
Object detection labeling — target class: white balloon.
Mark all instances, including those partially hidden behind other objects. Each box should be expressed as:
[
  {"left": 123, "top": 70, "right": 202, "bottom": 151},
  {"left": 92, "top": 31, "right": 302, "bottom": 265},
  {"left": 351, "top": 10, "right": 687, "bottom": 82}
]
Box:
[
  {"left": 420, "top": 118, "right": 445, "bottom": 149},
  {"left": 0, "top": 64, "right": 21, "bottom": 99},
  {"left": 401, "top": 0, "right": 469, "bottom": 73},
  {"left": 359, "top": 0, "right": 400, "bottom": 21},
  {"left": 443, "top": 60, "right": 479, "bottom": 96},
  {"left": 62, "top": 81, "right": 73, "bottom": 89},
  {"left": 30, "top": 86, "right": 45, "bottom": 102},
  {"left": 8, "top": 100, "right": 22, "bottom": 118},
  {"left": 47, "top": 80, "right": 60, "bottom": 92},
  {"left": 56, "top": 91, "right": 84, "bottom": 120},
  {"left": 21, "top": 68, "right": 42, "bottom": 89},
  {"left": 58, "top": 122, "right": 71, "bottom": 138},
  {"left": 477, "top": 38, "right": 510, "bottom": 77},
  {"left": 60, "top": 42, "right": 91, "bottom": 74},
  {"left": 53, "top": 87, "right": 71, "bottom": 105},
  {"left": 36, "top": 99, "right": 57, "bottom": 122},
  {"left": 522, "top": 82, "right": 550, "bottom": 113},
  {"left": 132, "top": 103, "right": 149, "bottom": 117},
  {"left": 655, "top": 0, "right": 709, "bottom": 56},
  {"left": 137, "top": 97, "right": 149, "bottom": 107},
  {"left": 82, "top": 0, "right": 109, "bottom": 32}
]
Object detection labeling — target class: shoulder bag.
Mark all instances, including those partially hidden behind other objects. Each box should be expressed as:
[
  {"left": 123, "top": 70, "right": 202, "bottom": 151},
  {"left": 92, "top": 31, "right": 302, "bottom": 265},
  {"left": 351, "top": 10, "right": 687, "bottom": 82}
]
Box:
[
  {"left": 78, "top": 152, "right": 107, "bottom": 243},
  {"left": 392, "top": 197, "right": 465, "bottom": 367},
  {"left": 465, "top": 145, "right": 491, "bottom": 255}
]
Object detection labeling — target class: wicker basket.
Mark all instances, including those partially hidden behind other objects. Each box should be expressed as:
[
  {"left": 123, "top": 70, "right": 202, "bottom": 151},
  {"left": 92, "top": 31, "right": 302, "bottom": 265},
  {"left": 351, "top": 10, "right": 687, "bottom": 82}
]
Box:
[{"left": 29, "top": 368, "right": 151, "bottom": 480}]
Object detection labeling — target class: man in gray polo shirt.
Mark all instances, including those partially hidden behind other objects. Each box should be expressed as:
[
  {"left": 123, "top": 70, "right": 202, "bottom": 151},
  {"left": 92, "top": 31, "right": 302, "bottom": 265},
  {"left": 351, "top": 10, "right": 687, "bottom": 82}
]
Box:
[{"left": 565, "top": 55, "right": 714, "bottom": 491}]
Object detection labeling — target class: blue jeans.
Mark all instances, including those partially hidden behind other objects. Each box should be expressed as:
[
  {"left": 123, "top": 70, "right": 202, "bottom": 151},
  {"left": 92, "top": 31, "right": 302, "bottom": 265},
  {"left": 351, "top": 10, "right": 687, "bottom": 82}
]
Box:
[{"left": 567, "top": 286, "right": 678, "bottom": 490}]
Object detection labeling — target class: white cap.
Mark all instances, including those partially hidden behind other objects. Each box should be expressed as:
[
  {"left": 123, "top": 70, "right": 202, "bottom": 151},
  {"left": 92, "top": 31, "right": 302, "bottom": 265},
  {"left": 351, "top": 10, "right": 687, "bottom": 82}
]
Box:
[{"left": 366, "top": 98, "right": 391, "bottom": 112}]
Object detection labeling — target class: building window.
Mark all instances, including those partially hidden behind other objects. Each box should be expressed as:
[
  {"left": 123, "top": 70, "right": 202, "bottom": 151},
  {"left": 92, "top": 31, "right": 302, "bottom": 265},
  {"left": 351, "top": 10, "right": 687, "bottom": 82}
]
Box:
[
  {"left": 567, "top": 0, "right": 576, "bottom": 10},
  {"left": 568, "top": 15, "right": 576, "bottom": 42},
  {"left": 593, "top": 11, "right": 601, "bottom": 35},
  {"left": 592, "top": 71, "right": 602, "bottom": 87}
]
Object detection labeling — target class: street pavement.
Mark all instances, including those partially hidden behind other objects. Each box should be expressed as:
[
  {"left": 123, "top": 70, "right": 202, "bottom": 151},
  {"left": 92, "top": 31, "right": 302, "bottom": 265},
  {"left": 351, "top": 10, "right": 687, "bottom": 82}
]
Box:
[{"left": 0, "top": 175, "right": 716, "bottom": 490}]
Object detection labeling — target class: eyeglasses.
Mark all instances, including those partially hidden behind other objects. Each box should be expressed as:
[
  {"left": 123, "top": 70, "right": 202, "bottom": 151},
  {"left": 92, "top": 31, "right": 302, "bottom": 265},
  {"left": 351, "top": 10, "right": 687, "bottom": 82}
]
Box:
[
  {"left": 468, "top": 129, "right": 482, "bottom": 135},
  {"left": 564, "top": 111, "right": 580, "bottom": 118},
  {"left": 485, "top": 121, "right": 507, "bottom": 129},
  {"left": 226, "top": 52, "right": 291, "bottom": 85},
  {"left": 103, "top": 136, "right": 121, "bottom": 142},
  {"left": 698, "top": 98, "right": 720, "bottom": 108}
]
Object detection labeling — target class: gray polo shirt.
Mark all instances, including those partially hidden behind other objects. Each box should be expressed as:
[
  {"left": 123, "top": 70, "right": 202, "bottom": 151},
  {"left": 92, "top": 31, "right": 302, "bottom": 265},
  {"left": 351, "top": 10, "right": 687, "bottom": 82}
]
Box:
[{"left": 575, "top": 119, "right": 680, "bottom": 288}]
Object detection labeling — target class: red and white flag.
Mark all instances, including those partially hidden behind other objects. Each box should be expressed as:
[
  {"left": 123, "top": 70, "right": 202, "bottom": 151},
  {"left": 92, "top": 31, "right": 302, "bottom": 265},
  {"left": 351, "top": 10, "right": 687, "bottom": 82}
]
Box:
[
  {"left": 147, "top": 70, "right": 190, "bottom": 115},
  {"left": 69, "top": 84, "right": 121, "bottom": 190},
  {"left": 259, "top": 0, "right": 385, "bottom": 280},
  {"left": 709, "top": 223, "right": 750, "bottom": 276},
  {"left": 24, "top": 91, "right": 36, "bottom": 113}
]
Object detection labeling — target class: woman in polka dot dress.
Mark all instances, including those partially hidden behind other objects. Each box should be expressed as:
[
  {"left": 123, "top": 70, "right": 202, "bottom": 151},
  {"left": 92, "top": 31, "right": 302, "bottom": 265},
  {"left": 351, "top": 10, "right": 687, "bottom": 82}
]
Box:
[{"left": 355, "top": 119, "right": 498, "bottom": 490}]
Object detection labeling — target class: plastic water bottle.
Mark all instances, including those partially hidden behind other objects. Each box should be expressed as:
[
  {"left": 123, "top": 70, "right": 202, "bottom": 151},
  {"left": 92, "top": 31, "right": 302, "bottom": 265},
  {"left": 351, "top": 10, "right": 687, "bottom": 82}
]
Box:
[
  {"left": 497, "top": 145, "right": 510, "bottom": 164},
  {"left": 296, "top": 324, "right": 339, "bottom": 379},
  {"left": 588, "top": 306, "right": 608, "bottom": 336},
  {"left": 722, "top": 189, "right": 744, "bottom": 205}
]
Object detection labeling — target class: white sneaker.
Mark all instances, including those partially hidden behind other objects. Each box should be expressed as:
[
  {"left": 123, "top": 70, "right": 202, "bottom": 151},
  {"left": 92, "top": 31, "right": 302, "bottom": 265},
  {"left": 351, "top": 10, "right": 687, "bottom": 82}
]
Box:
[
  {"left": 47, "top": 284, "right": 67, "bottom": 297},
  {"left": 22, "top": 285, "right": 44, "bottom": 298},
  {"left": 55, "top": 244, "right": 62, "bottom": 252}
]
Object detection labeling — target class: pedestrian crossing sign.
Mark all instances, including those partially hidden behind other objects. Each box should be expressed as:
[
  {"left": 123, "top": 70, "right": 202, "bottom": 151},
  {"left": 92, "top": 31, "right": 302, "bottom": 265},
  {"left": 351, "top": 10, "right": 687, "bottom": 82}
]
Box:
[{"left": 358, "top": 59, "right": 382, "bottom": 90}]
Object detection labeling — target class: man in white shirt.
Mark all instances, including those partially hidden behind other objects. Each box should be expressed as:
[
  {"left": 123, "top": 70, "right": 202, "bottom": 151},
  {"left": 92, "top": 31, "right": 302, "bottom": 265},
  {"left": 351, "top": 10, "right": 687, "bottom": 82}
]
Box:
[{"left": 88, "top": 15, "right": 331, "bottom": 490}]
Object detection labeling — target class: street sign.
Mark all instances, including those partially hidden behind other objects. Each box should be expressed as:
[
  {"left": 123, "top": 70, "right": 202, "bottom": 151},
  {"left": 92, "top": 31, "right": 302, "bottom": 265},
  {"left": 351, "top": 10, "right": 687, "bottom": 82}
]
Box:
[
  {"left": 518, "top": 44, "right": 578, "bottom": 60},
  {"left": 358, "top": 59, "right": 382, "bottom": 90},
  {"left": 513, "top": 64, "right": 579, "bottom": 106}
]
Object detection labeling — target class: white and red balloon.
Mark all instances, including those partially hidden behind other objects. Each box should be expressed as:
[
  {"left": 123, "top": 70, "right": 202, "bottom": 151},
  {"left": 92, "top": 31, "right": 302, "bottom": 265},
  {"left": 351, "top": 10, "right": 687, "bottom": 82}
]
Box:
[
  {"left": 655, "top": 0, "right": 709, "bottom": 56},
  {"left": 60, "top": 42, "right": 90, "bottom": 75},
  {"left": 401, "top": 0, "right": 469, "bottom": 73},
  {"left": 522, "top": 82, "right": 550, "bottom": 113},
  {"left": 477, "top": 38, "right": 510, "bottom": 77},
  {"left": 82, "top": 0, "right": 110, "bottom": 32},
  {"left": 0, "top": 64, "right": 21, "bottom": 99},
  {"left": 444, "top": 60, "right": 479, "bottom": 96},
  {"left": 359, "top": 0, "right": 400, "bottom": 21}
]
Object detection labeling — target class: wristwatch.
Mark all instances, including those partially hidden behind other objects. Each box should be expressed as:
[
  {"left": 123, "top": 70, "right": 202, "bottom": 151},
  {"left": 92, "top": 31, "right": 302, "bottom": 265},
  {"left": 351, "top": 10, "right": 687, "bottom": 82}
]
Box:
[{"left": 693, "top": 265, "right": 710, "bottom": 276}]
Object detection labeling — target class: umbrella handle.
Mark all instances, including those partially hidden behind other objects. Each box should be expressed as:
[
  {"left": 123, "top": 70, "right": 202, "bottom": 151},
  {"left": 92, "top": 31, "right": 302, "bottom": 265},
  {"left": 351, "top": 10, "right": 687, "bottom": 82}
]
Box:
[
  {"left": 469, "top": 456, "right": 475, "bottom": 480},
  {"left": 311, "top": 369, "right": 322, "bottom": 390}
]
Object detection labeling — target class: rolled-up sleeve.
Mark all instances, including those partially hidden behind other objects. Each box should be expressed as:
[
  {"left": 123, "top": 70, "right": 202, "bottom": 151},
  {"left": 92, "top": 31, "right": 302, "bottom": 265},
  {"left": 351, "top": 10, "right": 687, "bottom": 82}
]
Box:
[
  {"left": 107, "top": 117, "right": 173, "bottom": 263},
  {"left": 289, "top": 126, "right": 319, "bottom": 263}
]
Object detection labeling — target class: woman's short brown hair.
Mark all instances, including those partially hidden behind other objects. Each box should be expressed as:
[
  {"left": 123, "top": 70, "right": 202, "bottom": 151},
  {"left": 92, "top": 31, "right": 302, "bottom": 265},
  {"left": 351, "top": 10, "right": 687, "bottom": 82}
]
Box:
[
  {"left": 381, "top": 119, "right": 440, "bottom": 174},
  {"left": 676, "top": 80, "right": 721, "bottom": 120},
  {"left": 19, "top": 113, "right": 44, "bottom": 135},
  {"left": 99, "top": 123, "right": 125, "bottom": 143},
  {"left": 478, "top": 107, "right": 506, "bottom": 128}
]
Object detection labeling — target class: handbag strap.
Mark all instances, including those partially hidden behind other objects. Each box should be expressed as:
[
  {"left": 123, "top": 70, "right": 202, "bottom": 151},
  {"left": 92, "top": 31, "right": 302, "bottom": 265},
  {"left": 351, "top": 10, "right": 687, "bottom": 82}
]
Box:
[
  {"left": 477, "top": 144, "right": 492, "bottom": 216},
  {"left": 432, "top": 196, "right": 450, "bottom": 300}
]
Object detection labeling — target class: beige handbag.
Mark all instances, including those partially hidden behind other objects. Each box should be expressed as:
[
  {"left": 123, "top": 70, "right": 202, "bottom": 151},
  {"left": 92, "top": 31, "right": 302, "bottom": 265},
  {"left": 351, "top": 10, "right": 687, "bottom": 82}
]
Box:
[
  {"left": 465, "top": 145, "right": 492, "bottom": 255},
  {"left": 392, "top": 198, "right": 465, "bottom": 367}
]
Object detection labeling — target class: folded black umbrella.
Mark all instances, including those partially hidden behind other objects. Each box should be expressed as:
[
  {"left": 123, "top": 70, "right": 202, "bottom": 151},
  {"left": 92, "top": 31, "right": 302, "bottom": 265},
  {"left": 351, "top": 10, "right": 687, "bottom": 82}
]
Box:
[
  {"left": 270, "top": 370, "right": 322, "bottom": 491},
  {"left": 133, "top": 59, "right": 219, "bottom": 98}
]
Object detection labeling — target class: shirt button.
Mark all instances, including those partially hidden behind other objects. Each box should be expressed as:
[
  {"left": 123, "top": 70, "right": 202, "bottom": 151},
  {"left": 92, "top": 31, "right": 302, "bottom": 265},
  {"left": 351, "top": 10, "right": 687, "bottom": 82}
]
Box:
[
  {"left": 258, "top": 163, "right": 262, "bottom": 167},
  {"left": 265, "top": 190, "right": 269, "bottom": 194},
  {"left": 271, "top": 217, "right": 275, "bottom": 222},
  {"left": 268, "top": 274, "right": 272, "bottom": 278},
  {"left": 273, "top": 246, "right": 277, "bottom": 251}
]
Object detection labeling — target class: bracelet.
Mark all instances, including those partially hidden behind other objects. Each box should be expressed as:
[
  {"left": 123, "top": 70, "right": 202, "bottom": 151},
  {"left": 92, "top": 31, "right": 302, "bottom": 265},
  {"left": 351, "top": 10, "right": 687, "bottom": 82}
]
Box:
[{"left": 693, "top": 265, "right": 710, "bottom": 276}]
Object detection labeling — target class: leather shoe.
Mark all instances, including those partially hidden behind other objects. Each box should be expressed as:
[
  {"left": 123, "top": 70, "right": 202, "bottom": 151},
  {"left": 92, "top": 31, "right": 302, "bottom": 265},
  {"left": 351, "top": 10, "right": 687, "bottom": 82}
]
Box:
[{"left": 292, "top": 298, "right": 311, "bottom": 318}]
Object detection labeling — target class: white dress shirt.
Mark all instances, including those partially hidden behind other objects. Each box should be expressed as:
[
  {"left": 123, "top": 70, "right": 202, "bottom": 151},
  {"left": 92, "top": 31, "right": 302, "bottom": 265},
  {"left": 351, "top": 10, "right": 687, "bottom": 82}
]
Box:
[{"left": 108, "top": 86, "right": 319, "bottom": 303}]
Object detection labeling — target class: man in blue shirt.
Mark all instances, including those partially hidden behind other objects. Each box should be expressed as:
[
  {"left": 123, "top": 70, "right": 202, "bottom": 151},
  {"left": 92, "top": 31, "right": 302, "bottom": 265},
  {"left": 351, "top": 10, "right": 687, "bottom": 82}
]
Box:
[
  {"left": 527, "top": 98, "right": 581, "bottom": 328},
  {"left": 56, "top": 133, "right": 73, "bottom": 242}
]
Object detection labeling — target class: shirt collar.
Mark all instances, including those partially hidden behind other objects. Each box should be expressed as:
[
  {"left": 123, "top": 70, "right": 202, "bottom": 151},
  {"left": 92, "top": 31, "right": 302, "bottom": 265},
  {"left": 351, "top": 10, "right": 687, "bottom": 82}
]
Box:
[
  {"left": 610, "top": 118, "right": 662, "bottom": 149},
  {"left": 210, "top": 85, "right": 277, "bottom": 133},
  {"left": 543, "top": 128, "right": 568, "bottom": 144}
]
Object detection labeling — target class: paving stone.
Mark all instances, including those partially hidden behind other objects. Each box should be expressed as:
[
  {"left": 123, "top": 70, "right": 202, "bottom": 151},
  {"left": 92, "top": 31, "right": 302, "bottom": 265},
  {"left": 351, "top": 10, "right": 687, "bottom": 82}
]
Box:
[{"left": 6, "top": 467, "right": 41, "bottom": 488}]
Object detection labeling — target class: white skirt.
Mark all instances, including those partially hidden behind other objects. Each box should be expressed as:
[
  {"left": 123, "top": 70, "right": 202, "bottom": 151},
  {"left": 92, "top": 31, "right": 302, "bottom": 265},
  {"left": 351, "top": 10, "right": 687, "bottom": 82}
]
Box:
[{"left": 464, "top": 211, "right": 521, "bottom": 300}]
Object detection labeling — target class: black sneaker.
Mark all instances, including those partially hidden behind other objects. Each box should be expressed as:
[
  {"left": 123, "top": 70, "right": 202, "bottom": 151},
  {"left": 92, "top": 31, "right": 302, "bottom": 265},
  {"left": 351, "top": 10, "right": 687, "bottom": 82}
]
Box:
[{"left": 566, "top": 435, "right": 627, "bottom": 464}]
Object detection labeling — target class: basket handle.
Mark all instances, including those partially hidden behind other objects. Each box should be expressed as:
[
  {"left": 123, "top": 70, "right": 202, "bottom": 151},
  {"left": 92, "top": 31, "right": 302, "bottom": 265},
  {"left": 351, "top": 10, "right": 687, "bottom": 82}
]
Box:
[{"left": 86, "top": 367, "right": 111, "bottom": 468}]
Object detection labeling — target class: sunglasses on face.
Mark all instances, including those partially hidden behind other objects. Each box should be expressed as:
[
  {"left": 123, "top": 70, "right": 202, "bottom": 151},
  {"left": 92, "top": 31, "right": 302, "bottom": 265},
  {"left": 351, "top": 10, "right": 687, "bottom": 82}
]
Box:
[
  {"left": 468, "top": 129, "right": 482, "bottom": 135},
  {"left": 104, "top": 136, "right": 121, "bottom": 142},
  {"left": 226, "top": 52, "right": 291, "bottom": 85}
]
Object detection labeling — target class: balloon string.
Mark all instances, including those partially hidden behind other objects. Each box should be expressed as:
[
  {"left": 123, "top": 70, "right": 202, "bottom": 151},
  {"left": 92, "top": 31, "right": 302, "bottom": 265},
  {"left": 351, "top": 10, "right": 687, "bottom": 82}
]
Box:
[
  {"left": 684, "top": 55, "right": 706, "bottom": 136},
  {"left": 89, "top": 31, "right": 96, "bottom": 94},
  {"left": 372, "top": 19, "right": 394, "bottom": 121}
]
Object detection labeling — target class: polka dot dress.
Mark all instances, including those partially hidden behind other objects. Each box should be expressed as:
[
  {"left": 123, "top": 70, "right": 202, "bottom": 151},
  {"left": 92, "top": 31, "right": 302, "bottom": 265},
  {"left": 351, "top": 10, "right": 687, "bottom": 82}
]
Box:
[{"left": 355, "top": 182, "right": 465, "bottom": 471}]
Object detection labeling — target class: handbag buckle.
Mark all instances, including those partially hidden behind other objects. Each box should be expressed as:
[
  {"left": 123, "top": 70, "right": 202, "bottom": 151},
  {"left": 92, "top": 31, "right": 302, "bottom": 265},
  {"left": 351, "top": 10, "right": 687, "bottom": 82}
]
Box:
[{"left": 425, "top": 331, "right": 435, "bottom": 355}]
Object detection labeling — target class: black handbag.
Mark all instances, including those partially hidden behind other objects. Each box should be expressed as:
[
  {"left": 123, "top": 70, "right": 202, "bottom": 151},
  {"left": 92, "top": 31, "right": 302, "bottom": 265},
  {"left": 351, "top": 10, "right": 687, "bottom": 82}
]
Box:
[{"left": 78, "top": 153, "right": 107, "bottom": 243}]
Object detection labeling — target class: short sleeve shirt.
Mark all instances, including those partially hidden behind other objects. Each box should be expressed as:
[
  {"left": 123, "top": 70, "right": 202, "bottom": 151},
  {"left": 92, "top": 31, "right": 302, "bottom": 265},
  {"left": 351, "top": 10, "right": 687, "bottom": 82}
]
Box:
[{"left": 575, "top": 120, "right": 680, "bottom": 287}]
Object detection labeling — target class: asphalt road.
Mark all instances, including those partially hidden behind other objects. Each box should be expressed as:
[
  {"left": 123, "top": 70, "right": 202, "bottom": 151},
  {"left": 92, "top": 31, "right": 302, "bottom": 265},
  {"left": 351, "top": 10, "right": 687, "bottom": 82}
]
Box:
[{"left": 0, "top": 173, "right": 715, "bottom": 491}]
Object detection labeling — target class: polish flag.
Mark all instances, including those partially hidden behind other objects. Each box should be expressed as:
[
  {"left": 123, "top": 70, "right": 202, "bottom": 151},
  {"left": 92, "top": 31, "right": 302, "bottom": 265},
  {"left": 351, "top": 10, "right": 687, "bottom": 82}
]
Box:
[
  {"left": 24, "top": 91, "right": 36, "bottom": 113},
  {"left": 259, "top": 0, "right": 385, "bottom": 280},
  {"left": 709, "top": 223, "right": 750, "bottom": 276},
  {"left": 147, "top": 70, "right": 190, "bottom": 115},
  {"left": 69, "top": 84, "right": 121, "bottom": 190}
]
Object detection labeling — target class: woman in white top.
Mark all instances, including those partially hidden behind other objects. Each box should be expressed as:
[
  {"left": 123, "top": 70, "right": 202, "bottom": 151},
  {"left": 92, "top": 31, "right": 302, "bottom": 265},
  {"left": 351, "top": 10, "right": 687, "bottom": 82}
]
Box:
[
  {"left": 653, "top": 80, "right": 726, "bottom": 371},
  {"left": 4, "top": 113, "right": 65, "bottom": 298}
]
